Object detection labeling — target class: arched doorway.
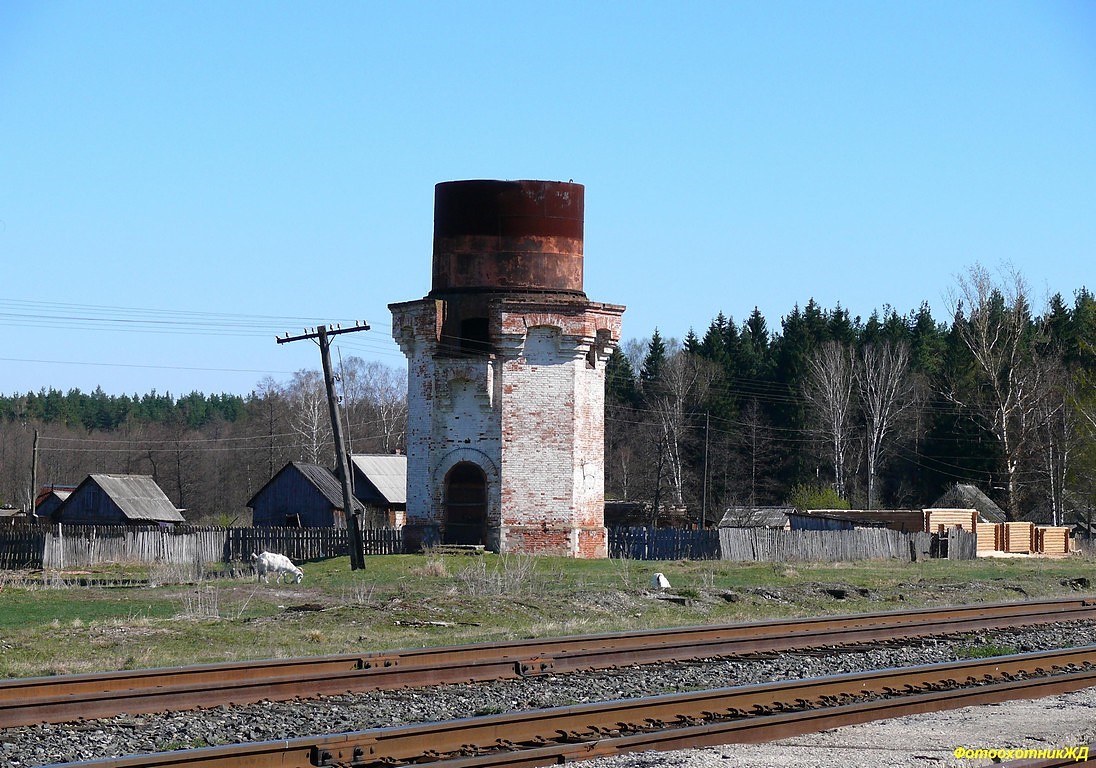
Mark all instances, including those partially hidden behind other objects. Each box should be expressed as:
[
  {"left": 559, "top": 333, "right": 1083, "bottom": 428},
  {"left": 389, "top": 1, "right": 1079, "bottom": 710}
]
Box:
[{"left": 443, "top": 462, "right": 487, "bottom": 545}]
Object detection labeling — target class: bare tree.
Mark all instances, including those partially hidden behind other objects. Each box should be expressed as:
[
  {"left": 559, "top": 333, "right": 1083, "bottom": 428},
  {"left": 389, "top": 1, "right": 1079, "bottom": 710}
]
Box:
[
  {"left": 854, "top": 340, "right": 916, "bottom": 509},
  {"left": 947, "top": 263, "right": 1047, "bottom": 519},
  {"left": 731, "top": 398, "right": 781, "bottom": 507},
  {"left": 645, "top": 351, "right": 715, "bottom": 510},
  {"left": 338, "top": 358, "right": 407, "bottom": 454},
  {"left": 804, "top": 341, "right": 857, "bottom": 500},
  {"left": 1038, "top": 370, "right": 1071, "bottom": 526},
  {"left": 284, "top": 369, "right": 332, "bottom": 464}
]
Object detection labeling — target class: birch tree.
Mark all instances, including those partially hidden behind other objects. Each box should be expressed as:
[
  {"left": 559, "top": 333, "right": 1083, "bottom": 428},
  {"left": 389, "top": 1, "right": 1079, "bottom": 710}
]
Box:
[
  {"left": 285, "top": 369, "right": 331, "bottom": 464},
  {"left": 805, "top": 341, "right": 856, "bottom": 500},
  {"left": 338, "top": 357, "right": 407, "bottom": 454},
  {"left": 854, "top": 340, "right": 916, "bottom": 509},
  {"left": 947, "top": 263, "right": 1046, "bottom": 519}
]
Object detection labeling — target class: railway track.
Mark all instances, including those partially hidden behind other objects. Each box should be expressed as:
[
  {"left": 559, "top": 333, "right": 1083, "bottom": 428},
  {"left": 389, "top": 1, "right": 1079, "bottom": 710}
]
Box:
[
  {"left": 6, "top": 596, "right": 1095, "bottom": 729},
  {"left": 42, "top": 645, "right": 1096, "bottom": 768},
  {"left": 8, "top": 591, "right": 1096, "bottom": 731}
]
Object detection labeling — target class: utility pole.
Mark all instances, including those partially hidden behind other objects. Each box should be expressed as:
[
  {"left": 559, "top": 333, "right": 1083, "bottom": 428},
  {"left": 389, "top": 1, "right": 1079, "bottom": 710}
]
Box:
[
  {"left": 277, "top": 322, "right": 370, "bottom": 570},
  {"left": 29, "top": 428, "right": 39, "bottom": 517},
  {"left": 701, "top": 412, "right": 709, "bottom": 529}
]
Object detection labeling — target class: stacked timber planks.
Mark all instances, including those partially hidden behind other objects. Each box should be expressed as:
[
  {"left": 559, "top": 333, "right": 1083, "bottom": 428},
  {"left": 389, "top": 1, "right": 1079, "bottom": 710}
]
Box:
[
  {"left": 976, "top": 522, "right": 1000, "bottom": 553},
  {"left": 1003, "top": 521, "right": 1035, "bottom": 553},
  {"left": 1035, "top": 526, "right": 1071, "bottom": 555},
  {"left": 925, "top": 508, "right": 978, "bottom": 534}
]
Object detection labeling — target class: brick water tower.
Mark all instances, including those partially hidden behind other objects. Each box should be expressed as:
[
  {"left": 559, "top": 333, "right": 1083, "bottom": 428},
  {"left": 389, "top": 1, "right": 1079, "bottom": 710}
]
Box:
[{"left": 389, "top": 180, "right": 625, "bottom": 557}]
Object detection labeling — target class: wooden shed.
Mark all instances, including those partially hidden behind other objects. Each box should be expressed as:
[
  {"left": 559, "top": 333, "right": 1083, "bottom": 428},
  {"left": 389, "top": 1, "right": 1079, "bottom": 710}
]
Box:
[
  {"left": 56, "top": 474, "right": 185, "bottom": 526},
  {"left": 35, "top": 485, "right": 76, "bottom": 522},
  {"left": 717, "top": 507, "right": 794, "bottom": 530},
  {"left": 346, "top": 454, "right": 407, "bottom": 527},
  {"left": 932, "top": 484, "right": 1007, "bottom": 524},
  {"left": 248, "top": 461, "right": 365, "bottom": 528},
  {"left": 801, "top": 508, "right": 926, "bottom": 533}
]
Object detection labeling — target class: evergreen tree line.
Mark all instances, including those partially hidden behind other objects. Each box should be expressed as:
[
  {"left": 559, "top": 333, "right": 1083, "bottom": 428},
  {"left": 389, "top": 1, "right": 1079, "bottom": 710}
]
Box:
[
  {"left": 2, "top": 265, "right": 1092, "bottom": 528},
  {"left": 605, "top": 266, "right": 1096, "bottom": 525},
  {"left": 0, "top": 358, "right": 407, "bottom": 523}
]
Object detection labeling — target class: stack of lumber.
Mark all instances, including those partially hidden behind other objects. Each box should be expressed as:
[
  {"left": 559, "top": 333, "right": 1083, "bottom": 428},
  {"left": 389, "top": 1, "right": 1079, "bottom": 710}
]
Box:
[
  {"left": 1035, "top": 526, "right": 1070, "bottom": 555},
  {"left": 925, "top": 508, "right": 978, "bottom": 533},
  {"left": 1003, "top": 521, "right": 1035, "bottom": 553},
  {"left": 976, "top": 522, "right": 1000, "bottom": 553}
]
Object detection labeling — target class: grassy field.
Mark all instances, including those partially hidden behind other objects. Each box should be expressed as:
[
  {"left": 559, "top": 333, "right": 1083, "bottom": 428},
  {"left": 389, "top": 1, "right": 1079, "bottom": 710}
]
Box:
[{"left": 0, "top": 552, "right": 1092, "bottom": 679}]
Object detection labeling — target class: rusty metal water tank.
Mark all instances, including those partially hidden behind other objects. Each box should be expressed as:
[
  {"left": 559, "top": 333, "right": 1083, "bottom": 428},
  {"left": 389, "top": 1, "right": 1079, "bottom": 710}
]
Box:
[{"left": 430, "top": 180, "right": 585, "bottom": 297}]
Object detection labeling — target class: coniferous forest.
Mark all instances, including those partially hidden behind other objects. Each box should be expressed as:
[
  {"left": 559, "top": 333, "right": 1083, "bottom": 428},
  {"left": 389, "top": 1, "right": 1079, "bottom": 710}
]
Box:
[
  {"left": 2, "top": 266, "right": 1094, "bottom": 526},
  {"left": 607, "top": 268, "right": 1094, "bottom": 526}
]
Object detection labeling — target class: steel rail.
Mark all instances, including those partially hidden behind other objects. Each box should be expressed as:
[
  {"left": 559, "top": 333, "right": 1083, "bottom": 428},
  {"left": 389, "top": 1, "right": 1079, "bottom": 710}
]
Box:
[
  {"left": 49, "top": 645, "right": 1096, "bottom": 768},
  {"left": 6, "top": 596, "right": 1095, "bottom": 728}
]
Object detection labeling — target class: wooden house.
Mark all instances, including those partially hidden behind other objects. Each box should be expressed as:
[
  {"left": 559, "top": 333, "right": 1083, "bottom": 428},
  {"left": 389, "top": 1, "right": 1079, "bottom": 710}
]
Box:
[
  {"left": 56, "top": 474, "right": 185, "bottom": 526},
  {"left": 606, "top": 501, "right": 694, "bottom": 528},
  {"left": 248, "top": 461, "right": 365, "bottom": 528},
  {"left": 932, "top": 484, "right": 1007, "bottom": 523},
  {"left": 717, "top": 507, "right": 794, "bottom": 530},
  {"left": 787, "top": 510, "right": 890, "bottom": 531},
  {"left": 35, "top": 485, "right": 76, "bottom": 522},
  {"left": 346, "top": 454, "right": 406, "bottom": 527}
]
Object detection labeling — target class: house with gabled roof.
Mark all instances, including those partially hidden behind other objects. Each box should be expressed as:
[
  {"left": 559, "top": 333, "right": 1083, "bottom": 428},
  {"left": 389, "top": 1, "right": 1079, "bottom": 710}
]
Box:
[
  {"left": 932, "top": 483, "right": 1008, "bottom": 523},
  {"left": 248, "top": 461, "right": 365, "bottom": 528},
  {"left": 35, "top": 485, "right": 76, "bottom": 522},
  {"left": 717, "top": 506, "right": 795, "bottom": 530},
  {"left": 57, "top": 474, "right": 185, "bottom": 526},
  {"left": 346, "top": 454, "right": 407, "bottom": 527}
]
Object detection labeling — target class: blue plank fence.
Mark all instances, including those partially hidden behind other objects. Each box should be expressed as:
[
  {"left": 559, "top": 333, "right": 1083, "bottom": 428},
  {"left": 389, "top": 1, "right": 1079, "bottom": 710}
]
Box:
[{"left": 607, "top": 527, "right": 721, "bottom": 561}]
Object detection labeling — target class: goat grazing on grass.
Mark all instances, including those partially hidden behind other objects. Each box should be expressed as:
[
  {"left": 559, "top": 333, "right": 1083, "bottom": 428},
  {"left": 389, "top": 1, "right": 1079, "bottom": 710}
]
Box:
[{"left": 253, "top": 551, "right": 304, "bottom": 584}]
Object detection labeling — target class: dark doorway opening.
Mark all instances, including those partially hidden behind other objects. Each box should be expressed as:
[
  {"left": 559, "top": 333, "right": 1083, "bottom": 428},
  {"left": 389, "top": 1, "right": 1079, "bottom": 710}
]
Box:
[{"left": 444, "top": 462, "right": 487, "bottom": 545}]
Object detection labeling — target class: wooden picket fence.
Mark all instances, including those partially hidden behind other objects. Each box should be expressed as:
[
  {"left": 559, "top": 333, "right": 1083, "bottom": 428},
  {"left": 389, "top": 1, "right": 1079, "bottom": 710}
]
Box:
[
  {"left": 718, "top": 527, "right": 975, "bottom": 562},
  {"left": 0, "top": 524, "right": 975, "bottom": 568},
  {"left": 608, "top": 527, "right": 721, "bottom": 560},
  {"left": 0, "top": 525, "right": 406, "bottom": 569},
  {"left": 0, "top": 526, "right": 47, "bottom": 569}
]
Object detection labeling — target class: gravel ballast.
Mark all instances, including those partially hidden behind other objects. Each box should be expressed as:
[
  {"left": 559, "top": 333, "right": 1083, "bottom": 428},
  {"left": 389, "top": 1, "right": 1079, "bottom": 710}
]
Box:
[{"left": 4, "top": 622, "right": 1096, "bottom": 767}]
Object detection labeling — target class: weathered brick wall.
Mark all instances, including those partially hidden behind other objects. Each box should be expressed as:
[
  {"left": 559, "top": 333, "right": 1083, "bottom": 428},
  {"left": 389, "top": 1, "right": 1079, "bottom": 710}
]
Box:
[
  {"left": 390, "top": 300, "right": 444, "bottom": 538},
  {"left": 392, "top": 294, "right": 622, "bottom": 558},
  {"left": 499, "top": 326, "right": 579, "bottom": 555}
]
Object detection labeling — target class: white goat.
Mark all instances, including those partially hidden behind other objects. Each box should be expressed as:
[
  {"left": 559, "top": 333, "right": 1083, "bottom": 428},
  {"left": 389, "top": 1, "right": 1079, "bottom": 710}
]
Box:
[
  {"left": 651, "top": 572, "right": 672, "bottom": 590},
  {"left": 254, "top": 551, "right": 304, "bottom": 584}
]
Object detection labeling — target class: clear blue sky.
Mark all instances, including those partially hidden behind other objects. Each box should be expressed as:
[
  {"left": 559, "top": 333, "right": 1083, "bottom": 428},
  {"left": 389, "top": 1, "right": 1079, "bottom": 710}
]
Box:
[{"left": 2, "top": 1, "right": 1093, "bottom": 397}]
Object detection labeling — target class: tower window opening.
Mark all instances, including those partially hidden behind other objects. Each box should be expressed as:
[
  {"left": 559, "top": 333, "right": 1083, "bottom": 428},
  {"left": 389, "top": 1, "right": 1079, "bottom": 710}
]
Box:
[{"left": 460, "top": 317, "right": 492, "bottom": 354}]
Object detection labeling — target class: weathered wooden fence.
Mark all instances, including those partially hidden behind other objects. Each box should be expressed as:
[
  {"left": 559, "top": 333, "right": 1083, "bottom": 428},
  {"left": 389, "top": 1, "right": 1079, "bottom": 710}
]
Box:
[
  {"left": 0, "top": 524, "right": 976, "bottom": 568},
  {"left": 0, "top": 526, "right": 47, "bottom": 569},
  {"left": 608, "top": 527, "right": 721, "bottom": 560},
  {"left": 0, "top": 525, "right": 406, "bottom": 568},
  {"left": 718, "top": 527, "right": 976, "bottom": 562}
]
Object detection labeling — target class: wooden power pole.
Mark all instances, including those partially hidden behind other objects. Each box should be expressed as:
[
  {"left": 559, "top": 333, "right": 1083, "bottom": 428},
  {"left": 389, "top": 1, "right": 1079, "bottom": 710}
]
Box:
[
  {"left": 29, "top": 428, "right": 39, "bottom": 517},
  {"left": 277, "top": 322, "right": 370, "bottom": 570}
]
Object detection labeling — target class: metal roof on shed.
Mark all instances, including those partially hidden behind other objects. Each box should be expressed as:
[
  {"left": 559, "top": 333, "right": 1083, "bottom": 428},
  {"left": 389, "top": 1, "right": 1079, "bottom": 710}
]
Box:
[
  {"left": 88, "top": 474, "right": 186, "bottom": 523},
  {"left": 349, "top": 454, "right": 407, "bottom": 505},
  {"left": 291, "top": 462, "right": 365, "bottom": 512}
]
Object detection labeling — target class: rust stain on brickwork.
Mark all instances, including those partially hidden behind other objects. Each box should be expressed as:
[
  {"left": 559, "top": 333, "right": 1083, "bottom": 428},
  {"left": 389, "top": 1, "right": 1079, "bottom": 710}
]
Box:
[{"left": 390, "top": 179, "right": 624, "bottom": 558}]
